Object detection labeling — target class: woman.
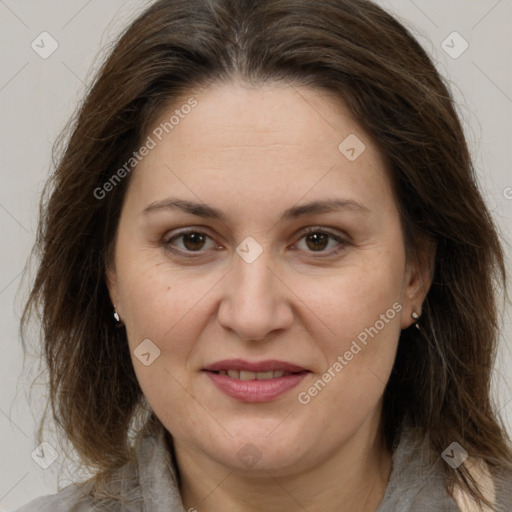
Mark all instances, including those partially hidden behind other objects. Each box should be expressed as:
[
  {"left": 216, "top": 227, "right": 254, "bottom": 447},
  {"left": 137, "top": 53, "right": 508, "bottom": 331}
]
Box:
[{"left": 17, "top": 0, "right": 512, "bottom": 510}]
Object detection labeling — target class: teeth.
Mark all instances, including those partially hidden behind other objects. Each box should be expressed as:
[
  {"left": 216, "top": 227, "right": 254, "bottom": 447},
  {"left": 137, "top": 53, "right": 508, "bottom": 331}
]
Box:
[
  {"left": 255, "top": 371, "right": 274, "bottom": 380},
  {"left": 266, "top": 371, "right": 286, "bottom": 379},
  {"left": 219, "top": 370, "right": 291, "bottom": 380}
]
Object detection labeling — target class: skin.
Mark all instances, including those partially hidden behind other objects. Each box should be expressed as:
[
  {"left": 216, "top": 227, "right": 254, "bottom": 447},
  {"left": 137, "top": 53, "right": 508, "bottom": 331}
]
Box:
[{"left": 106, "top": 80, "right": 433, "bottom": 512}]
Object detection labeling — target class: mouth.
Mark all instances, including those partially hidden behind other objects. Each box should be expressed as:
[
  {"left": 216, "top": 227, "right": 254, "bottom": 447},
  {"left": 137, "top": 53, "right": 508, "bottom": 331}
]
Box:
[
  {"left": 208, "top": 369, "right": 304, "bottom": 380},
  {"left": 202, "top": 359, "right": 310, "bottom": 402}
]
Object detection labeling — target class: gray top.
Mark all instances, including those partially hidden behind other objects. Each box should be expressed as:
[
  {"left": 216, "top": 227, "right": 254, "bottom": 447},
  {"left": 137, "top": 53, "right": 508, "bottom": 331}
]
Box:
[{"left": 14, "top": 422, "right": 512, "bottom": 512}]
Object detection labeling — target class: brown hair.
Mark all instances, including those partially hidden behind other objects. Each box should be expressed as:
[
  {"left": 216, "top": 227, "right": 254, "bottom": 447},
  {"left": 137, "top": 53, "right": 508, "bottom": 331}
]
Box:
[{"left": 21, "top": 0, "right": 511, "bottom": 507}]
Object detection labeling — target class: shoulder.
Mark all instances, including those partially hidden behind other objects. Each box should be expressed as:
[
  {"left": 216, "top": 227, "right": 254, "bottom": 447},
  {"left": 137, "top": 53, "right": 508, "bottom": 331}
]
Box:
[
  {"left": 13, "top": 421, "right": 172, "bottom": 512},
  {"left": 13, "top": 457, "right": 142, "bottom": 512},
  {"left": 450, "top": 456, "right": 512, "bottom": 512},
  {"left": 492, "top": 464, "right": 512, "bottom": 511},
  {"left": 13, "top": 473, "right": 144, "bottom": 512},
  {"left": 13, "top": 481, "right": 96, "bottom": 512}
]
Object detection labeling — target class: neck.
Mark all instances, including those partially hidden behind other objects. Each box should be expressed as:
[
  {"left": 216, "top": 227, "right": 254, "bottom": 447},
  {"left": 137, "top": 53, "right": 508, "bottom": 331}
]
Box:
[{"left": 173, "top": 418, "right": 393, "bottom": 512}]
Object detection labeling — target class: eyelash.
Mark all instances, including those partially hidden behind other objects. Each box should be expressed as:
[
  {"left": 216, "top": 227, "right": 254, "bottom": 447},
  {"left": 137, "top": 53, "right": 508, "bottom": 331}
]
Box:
[{"left": 163, "top": 226, "right": 349, "bottom": 258}]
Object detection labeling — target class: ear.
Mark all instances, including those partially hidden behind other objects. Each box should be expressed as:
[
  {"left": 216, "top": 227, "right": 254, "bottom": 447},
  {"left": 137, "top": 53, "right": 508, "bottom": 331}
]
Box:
[
  {"left": 400, "top": 237, "right": 436, "bottom": 330},
  {"left": 105, "top": 261, "right": 120, "bottom": 312}
]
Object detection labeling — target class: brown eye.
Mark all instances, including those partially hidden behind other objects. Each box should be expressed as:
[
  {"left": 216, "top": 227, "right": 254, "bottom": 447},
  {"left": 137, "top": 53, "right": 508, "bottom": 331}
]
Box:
[
  {"left": 304, "top": 232, "right": 330, "bottom": 252},
  {"left": 181, "top": 232, "right": 207, "bottom": 251},
  {"left": 164, "top": 230, "right": 216, "bottom": 254},
  {"left": 294, "top": 228, "right": 348, "bottom": 256}
]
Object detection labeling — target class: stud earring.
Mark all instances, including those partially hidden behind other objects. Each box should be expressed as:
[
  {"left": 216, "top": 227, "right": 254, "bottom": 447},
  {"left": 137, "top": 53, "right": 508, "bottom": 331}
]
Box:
[
  {"left": 113, "top": 305, "right": 120, "bottom": 323},
  {"left": 411, "top": 310, "right": 420, "bottom": 330}
]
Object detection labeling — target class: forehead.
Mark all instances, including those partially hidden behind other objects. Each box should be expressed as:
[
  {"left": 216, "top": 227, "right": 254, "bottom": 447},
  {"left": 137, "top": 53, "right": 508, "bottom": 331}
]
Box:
[
  {"left": 124, "top": 81, "right": 394, "bottom": 220},
  {"left": 151, "top": 81, "right": 372, "bottom": 158}
]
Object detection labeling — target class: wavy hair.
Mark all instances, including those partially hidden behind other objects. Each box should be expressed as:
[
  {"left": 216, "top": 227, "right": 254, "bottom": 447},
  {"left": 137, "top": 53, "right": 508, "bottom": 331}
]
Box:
[{"left": 21, "top": 0, "right": 511, "bottom": 507}]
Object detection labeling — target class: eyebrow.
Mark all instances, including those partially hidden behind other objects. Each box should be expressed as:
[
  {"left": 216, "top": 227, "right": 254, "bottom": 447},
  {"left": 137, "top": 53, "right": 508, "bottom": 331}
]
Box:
[{"left": 142, "top": 197, "right": 369, "bottom": 222}]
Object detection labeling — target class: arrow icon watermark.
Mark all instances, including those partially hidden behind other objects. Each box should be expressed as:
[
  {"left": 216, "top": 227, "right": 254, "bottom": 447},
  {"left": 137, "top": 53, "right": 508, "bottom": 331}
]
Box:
[{"left": 134, "top": 338, "right": 161, "bottom": 366}]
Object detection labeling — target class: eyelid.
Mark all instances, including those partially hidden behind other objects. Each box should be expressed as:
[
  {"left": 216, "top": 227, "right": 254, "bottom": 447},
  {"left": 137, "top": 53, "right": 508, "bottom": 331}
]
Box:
[
  {"left": 292, "top": 226, "right": 349, "bottom": 255},
  {"left": 163, "top": 226, "right": 349, "bottom": 256},
  {"left": 298, "top": 225, "right": 348, "bottom": 241},
  {"left": 164, "top": 228, "right": 219, "bottom": 254}
]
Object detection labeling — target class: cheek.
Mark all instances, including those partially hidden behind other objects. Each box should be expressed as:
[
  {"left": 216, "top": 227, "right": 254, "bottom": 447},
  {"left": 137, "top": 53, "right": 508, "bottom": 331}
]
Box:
[
  {"left": 116, "top": 260, "right": 204, "bottom": 421},
  {"left": 294, "top": 246, "right": 405, "bottom": 346},
  {"left": 117, "top": 250, "right": 222, "bottom": 366},
  {"left": 292, "top": 245, "right": 405, "bottom": 408}
]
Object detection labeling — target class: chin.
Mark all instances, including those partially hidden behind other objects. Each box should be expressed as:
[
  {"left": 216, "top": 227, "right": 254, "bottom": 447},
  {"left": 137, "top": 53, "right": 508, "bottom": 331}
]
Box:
[{"left": 206, "top": 423, "right": 313, "bottom": 472}]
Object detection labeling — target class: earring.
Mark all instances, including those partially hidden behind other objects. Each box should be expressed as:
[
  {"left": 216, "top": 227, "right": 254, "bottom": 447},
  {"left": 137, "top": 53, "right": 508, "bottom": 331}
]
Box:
[
  {"left": 411, "top": 310, "right": 420, "bottom": 330},
  {"left": 113, "top": 305, "right": 120, "bottom": 323}
]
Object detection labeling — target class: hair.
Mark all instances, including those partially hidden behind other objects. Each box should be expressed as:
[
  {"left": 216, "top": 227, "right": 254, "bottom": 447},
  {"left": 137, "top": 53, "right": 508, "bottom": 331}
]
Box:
[{"left": 21, "top": 0, "right": 511, "bottom": 508}]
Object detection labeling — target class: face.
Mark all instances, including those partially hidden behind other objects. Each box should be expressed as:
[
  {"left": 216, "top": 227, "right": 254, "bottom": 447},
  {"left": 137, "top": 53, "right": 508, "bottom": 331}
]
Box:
[{"left": 107, "top": 81, "right": 429, "bottom": 476}]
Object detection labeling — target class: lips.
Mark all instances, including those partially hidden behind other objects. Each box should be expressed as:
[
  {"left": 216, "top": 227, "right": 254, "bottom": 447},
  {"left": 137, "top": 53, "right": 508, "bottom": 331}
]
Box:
[
  {"left": 202, "top": 358, "right": 307, "bottom": 373},
  {"left": 214, "top": 369, "right": 293, "bottom": 380},
  {"left": 202, "top": 359, "right": 310, "bottom": 402}
]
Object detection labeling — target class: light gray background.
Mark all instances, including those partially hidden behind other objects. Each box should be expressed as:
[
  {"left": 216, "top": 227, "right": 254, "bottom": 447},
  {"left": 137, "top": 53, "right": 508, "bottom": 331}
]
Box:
[{"left": 1, "top": 0, "right": 511, "bottom": 510}]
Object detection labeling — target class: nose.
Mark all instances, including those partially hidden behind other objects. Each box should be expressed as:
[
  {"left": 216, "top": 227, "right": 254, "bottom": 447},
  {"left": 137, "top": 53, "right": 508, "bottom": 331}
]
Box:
[{"left": 217, "top": 248, "right": 294, "bottom": 341}]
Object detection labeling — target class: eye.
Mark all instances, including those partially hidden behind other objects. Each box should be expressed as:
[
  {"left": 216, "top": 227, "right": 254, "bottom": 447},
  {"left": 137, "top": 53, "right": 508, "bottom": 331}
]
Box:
[
  {"left": 163, "top": 227, "right": 348, "bottom": 257},
  {"left": 293, "top": 227, "right": 348, "bottom": 255},
  {"left": 164, "top": 229, "right": 218, "bottom": 254}
]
